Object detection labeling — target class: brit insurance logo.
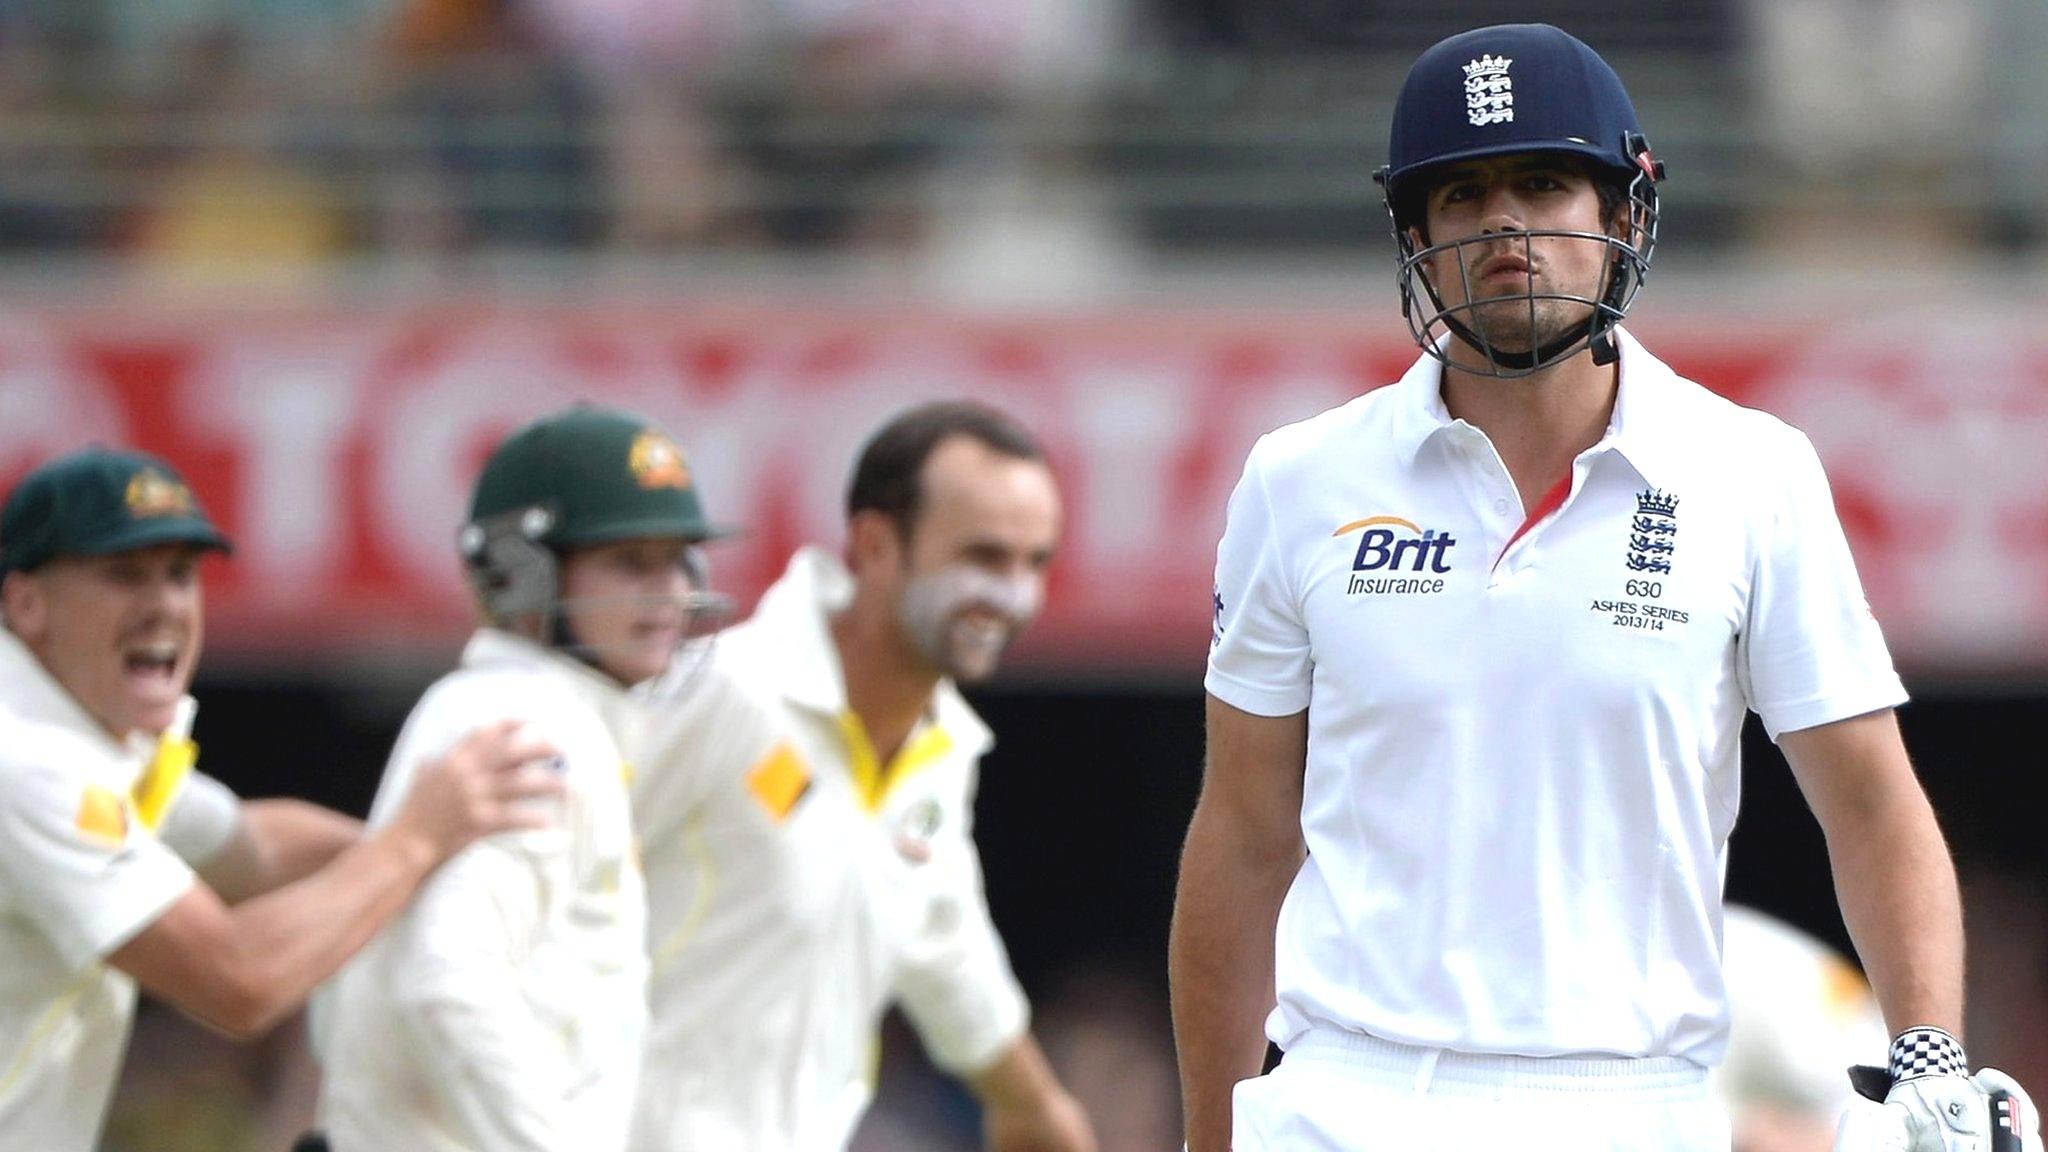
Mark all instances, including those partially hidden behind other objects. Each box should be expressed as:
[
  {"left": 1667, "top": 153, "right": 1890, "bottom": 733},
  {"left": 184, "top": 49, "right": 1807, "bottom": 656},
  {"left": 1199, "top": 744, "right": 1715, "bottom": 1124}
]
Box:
[
  {"left": 1463, "top": 55, "right": 1514, "bottom": 127},
  {"left": 1333, "top": 515, "right": 1457, "bottom": 596}
]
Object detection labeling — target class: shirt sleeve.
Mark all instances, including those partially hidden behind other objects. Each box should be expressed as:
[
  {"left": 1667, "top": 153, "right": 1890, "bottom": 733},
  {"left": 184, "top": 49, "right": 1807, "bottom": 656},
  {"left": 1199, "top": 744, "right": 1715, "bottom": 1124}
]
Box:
[
  {"left": 632, "top": 662, "right": 783, "bottom": 840},
  {"left": 1205, "top": 438, "right": 1314, "bottom": 715},
  {"left": 893, "top": 769, "right": 1030, "bottom": 1077},
  {"left": 154, "top": 771, "right": 242, "bottom": 869},
  {"left": 1740, "top": 429, "right": 1909, "bottom": 740},
  {"left": 0, "top": 753, "right": 194, "bottom": 970}
]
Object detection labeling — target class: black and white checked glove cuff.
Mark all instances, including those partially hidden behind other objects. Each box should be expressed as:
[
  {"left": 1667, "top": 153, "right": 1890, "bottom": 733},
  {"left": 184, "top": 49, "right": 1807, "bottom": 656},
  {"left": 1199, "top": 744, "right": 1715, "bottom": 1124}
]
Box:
[{"left": 1890, "top": 1026, "right": 1970, "bottom": 1083}]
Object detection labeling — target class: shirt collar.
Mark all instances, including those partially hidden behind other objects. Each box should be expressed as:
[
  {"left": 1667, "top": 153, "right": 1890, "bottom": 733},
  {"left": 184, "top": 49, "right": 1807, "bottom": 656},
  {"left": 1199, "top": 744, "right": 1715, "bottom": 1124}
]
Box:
[
  {"left": 1387, "top": 326, "right": 1675, "bottom": 491},
  {"left": 461, "top": 627, "right": 643, "bottom": 745},
  {"left": 0, "top": 625, "right": 182, "bottom": 761},
  {"left": 1599, "top": 328, "right": 1678, "bottom": 492},
  {"left": 749, "top": 546, "right": 994, "bottom": 756}
]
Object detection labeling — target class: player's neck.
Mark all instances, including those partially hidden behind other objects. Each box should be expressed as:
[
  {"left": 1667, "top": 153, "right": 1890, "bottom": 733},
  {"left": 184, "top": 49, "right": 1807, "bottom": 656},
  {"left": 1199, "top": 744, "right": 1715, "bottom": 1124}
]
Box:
[
  {"left": 1439, "top": 350, "right": 1618, "bottom": 512},
  {"left": 829, "top": 597, "right": 938, "bottom": 767}
]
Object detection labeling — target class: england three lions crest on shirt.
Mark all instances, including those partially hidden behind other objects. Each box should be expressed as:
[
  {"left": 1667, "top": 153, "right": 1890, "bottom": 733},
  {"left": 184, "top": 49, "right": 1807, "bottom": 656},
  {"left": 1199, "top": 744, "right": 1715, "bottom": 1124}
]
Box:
[
  {"left": 1628, "top": 488, "right": 1679, "bottom": 575},
  {"left": 1591, "top": 488, "right": 1692, "bottom": 632}
]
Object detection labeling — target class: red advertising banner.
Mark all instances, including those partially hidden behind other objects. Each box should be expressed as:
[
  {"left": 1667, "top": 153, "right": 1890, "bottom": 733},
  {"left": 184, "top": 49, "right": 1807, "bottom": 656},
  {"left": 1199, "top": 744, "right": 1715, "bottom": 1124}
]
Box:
[{"left": 3, "top": 302, "right": 2045, "bottom": 679}]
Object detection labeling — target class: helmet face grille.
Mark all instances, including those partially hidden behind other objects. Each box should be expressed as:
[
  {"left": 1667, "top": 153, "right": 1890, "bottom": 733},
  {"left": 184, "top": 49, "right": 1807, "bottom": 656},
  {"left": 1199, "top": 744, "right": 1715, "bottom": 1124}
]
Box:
[
  {"left": 1385, "top": 165, "right": 1660, "bottom": 378},
  {"left": 461, "top": 505, "right": 734, "bottom": 680}
]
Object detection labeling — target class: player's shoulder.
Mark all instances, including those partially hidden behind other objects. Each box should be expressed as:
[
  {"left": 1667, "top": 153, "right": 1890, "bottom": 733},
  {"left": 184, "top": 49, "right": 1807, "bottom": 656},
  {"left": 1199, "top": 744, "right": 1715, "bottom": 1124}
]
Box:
[
  {"left": 1241, "top": 385, "right": 1405, "bottom": 489},
  {"left": 1261, "top": 386, "right": 1402, "bottom": 458},
  {"left": 1633, "top": 340, "right": 1811, "bottom": 453},
  {"left": 410, "top": 661, "right": 556, "bottom": 722},
  {"left": 648, "top": 654, "right": 775, "bottom": 738},
  {"left": 708, "top": 603, "right": 827, "bottom": 709},
  {"left": 0, "top": 707, "right": 107, "bottom": 800},
  {"left": 405, "top": 662, "right": 615, "bottom": 759},
  {"left": 709, "top": 612, "right": 775, "bottom": 679}
]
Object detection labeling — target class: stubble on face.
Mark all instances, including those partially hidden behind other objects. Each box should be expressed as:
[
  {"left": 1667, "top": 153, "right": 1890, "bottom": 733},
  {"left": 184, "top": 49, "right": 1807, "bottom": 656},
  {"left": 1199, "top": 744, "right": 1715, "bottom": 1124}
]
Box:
[
  {"left": 883, "top": 438, "right": 1061, "bottom": 686},
  {"left": 1416, "top": 156, "right": 1622, "bottom": 358}
]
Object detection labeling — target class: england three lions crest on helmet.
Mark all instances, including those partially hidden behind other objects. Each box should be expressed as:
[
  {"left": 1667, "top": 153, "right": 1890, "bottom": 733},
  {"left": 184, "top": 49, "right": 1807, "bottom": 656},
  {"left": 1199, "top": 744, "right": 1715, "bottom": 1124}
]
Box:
[{"left": 1463, "top": 55, "right": 1514, "bottom": 127}]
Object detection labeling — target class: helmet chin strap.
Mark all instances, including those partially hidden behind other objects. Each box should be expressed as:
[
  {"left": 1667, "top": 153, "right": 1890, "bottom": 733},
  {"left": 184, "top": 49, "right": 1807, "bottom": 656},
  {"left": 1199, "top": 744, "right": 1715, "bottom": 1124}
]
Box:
[
  {"left": 1439, "top": 313, "right": 1599, "bottom": 375},
  {"left": 546, "top": 611, "right": 613, "bottom": 677}
]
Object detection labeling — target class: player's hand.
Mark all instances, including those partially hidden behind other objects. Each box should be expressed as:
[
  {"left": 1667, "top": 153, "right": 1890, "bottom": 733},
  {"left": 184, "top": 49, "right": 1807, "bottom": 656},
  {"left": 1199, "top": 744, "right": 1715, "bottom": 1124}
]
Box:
[
  {"left": 983, "top": 1087, "right": 1097, "bottom": 1152},
  {"left": 1974, "top": 1070, "right": 2042, "bottom": 1152},
  {"left": 389, "top": 720, "right": 564, "bottom": 863},
  {"left": 1833, "top": 1062, "right": 2038, "bottom": 1152},
  {"left": 1835, "top": 1073, "right": 1988, "bottom": 1151}
]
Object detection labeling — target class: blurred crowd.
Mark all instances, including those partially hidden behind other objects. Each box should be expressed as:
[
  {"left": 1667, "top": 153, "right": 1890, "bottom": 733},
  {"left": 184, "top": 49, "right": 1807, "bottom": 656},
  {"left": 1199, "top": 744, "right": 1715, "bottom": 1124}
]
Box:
[
  {"left": 0, "top": 0, "right": 2043, "bottom": 277},
  {"left": 0, "top": 0, "right": 1130, "bottom": 271}
]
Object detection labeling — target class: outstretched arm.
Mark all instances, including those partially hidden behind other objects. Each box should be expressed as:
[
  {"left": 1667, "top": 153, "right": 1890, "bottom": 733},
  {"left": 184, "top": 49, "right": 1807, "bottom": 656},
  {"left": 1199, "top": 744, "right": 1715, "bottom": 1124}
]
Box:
[
  {"left": 199, "top": 800, "right": 364, "bottom": 905},
  {"left": 107, "top": 721, "right": 560, "bottom": 1039}
]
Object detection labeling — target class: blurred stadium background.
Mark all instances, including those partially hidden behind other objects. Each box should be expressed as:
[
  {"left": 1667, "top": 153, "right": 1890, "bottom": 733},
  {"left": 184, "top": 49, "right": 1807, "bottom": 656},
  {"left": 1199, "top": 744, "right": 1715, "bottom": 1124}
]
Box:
[{"left": 1, "top": 0, "right": 2044, "bottom": 1147}]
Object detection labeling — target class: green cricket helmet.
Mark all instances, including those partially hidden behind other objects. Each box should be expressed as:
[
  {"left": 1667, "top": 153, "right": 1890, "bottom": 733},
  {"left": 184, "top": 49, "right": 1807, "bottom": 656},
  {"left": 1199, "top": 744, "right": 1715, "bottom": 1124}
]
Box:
[{"left": 460, "top": 405, "right": 735, "bottom": 622}]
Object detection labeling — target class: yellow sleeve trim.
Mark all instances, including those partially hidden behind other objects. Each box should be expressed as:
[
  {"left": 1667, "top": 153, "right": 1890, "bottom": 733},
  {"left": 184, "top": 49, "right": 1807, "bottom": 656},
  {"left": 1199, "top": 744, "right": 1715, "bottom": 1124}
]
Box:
[
  {"left": 650, "top": 811, "right": 717, "bottom": 974},
  {"left": 75, "top": 783, "right": 129, "bottom": 845},
  {"left": 131, "top": 735, "right": 197, "bottom": 832},
  {"left": 745, "top": 741, "right": 812, "bottom": 823}
]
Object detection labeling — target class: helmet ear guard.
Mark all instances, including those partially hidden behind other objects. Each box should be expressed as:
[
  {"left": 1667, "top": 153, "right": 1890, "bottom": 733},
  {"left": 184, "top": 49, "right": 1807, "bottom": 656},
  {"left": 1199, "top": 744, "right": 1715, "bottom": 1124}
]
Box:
[{"left": 460, "top": 505, "right": 561, "bottom": 623}]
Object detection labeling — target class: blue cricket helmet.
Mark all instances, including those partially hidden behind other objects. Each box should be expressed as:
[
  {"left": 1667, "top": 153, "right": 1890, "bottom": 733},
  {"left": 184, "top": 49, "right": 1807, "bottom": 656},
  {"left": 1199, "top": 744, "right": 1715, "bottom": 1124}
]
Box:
[
  {"left": 1380, "top": 24, "right": 1660, "bottom": 219},
  {"left": 1372, "top": 24, "right": 1667, "bottom": 376}
]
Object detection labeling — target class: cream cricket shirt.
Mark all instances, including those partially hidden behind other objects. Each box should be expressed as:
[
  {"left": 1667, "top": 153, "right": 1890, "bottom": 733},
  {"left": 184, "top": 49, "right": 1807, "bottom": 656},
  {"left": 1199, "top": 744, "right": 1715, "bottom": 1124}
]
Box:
[
  {"left": 1206, "top": 330, "right": 1906, "bottom": 1067},
  {"left": 1716, "top": 904, "right": 1887, "bottom": 1124},
  {"left": 0, "top": 630, "right": 240, "bottom": 1152},
  {"left": 631, "top": 547, "right": 1029, "bottom": 1152},
  {"left": 317, "top": 629, "right": 647, "bottom": 1152}
]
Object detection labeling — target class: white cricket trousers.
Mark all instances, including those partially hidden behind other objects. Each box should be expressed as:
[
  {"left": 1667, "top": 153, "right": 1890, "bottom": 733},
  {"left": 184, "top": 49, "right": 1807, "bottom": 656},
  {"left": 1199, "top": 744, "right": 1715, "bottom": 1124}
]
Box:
[{"left": 1232, "top": 1029, "right": 1731, "bottom": 1152}]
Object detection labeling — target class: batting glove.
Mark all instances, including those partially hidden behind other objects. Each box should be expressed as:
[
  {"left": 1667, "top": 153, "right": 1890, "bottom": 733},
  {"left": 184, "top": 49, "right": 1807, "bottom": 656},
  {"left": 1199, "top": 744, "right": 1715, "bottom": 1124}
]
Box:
[{"left": 1832, "top": 1027, "right": 2041, "bottom": 1152}]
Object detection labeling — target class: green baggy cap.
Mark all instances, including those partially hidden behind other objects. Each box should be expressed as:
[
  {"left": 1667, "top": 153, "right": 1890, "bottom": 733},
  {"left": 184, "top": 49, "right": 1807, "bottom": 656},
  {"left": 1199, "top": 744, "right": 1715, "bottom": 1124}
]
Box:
[{"left": 1, "top": 447, "right": 234, "bottom": 575}]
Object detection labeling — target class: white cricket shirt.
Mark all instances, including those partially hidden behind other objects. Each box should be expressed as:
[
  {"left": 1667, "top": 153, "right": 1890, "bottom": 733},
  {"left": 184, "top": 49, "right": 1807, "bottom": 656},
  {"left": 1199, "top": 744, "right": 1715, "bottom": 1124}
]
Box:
[
  {"left": 0, "top": 629, "right": 240, "bottom": 1152},
  {"left": 1206, "top": 330, "right": 1907, "bottom": 1066},
  {"left": 317, "top": 629, "right": 648, "bottom": 1152},
  {"left": 631, "top": 546, "right": 1029, "bottom": 1152}
]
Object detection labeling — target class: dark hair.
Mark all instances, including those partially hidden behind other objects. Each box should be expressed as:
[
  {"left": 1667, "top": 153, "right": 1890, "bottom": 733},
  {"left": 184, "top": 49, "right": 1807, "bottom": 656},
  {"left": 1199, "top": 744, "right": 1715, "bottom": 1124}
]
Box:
[{"left": 846, "top": 401, "right": 1045, "bottom": 535}]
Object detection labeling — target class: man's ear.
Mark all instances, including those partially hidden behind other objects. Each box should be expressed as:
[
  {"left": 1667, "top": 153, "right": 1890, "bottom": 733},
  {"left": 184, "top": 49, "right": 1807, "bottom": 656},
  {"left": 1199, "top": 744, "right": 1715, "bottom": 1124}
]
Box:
[
  {"left": 844, "top": 510, "right": 904, "bottom": 577},
  {"left": 1, "top": 570, "right": 47, "bottom": 642}
]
